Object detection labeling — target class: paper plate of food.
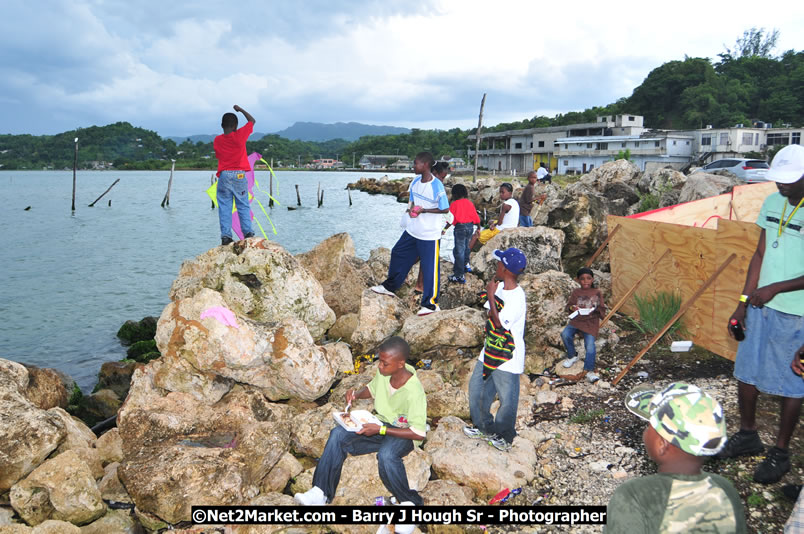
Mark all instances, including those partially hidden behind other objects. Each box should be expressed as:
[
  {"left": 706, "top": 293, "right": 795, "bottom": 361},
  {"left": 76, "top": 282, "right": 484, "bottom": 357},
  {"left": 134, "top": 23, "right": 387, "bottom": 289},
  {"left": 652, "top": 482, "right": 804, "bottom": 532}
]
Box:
[
  {"left": 568, "top": 307, "right": 595, "bottom": 319},
  {"left": 333, "top": 409, "right": 381, "bottom": 432}
]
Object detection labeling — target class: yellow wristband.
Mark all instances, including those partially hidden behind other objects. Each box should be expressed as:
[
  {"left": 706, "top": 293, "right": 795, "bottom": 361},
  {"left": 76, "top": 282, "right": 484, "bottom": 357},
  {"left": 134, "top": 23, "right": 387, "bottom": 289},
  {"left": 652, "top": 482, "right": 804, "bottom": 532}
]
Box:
[
  {"left": 739, "top": 294, "right": 748, "bottom": 303},
  {"left": 379, "top": 425, "right": 387, "bottom": 436}
]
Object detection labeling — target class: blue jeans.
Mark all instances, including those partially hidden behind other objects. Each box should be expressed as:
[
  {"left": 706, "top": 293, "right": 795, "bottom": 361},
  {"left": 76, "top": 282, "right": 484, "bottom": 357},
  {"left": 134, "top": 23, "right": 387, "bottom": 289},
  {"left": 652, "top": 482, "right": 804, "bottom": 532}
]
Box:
[
  {"left": 217, "top": 170, "right": 253, "bottom": 239},
  {"left": 518, "top": 215, "right": 533, "bottom": 227},
  {"left": 561, "top": 325, "right": 597, "bottom": 371},
  {"left": 312, "top": 426, "right": 422, "bottom": 505},
  {"left": 452, "top": 223, "right": 473, "bottom": 277},
  {"left": 468, "top": 361, "right": 520, "bottom": 443}
]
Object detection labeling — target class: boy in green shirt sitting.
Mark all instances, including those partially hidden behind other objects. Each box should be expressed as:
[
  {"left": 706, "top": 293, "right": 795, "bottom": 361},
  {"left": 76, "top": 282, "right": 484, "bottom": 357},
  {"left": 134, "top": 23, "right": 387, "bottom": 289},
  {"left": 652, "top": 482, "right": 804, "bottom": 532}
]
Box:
[
  {"left": 295, "top": 337, "right": 426, "bottom": 533},
  {"left": 607, "top": 382, "right": 747, "bottom": 533}
]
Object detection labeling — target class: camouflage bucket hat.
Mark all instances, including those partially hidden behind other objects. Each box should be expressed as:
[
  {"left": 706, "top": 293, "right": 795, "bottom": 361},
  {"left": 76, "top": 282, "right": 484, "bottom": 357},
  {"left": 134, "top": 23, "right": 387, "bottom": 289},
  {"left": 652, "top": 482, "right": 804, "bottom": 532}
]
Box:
[{"left": 625, "top": 382, "right": 727, "bottom": 456}]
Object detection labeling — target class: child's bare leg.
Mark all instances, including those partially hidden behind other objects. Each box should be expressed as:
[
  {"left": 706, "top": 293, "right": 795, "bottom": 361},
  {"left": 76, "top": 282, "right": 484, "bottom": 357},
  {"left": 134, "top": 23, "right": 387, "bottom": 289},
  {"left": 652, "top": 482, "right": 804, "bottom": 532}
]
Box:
[
  {"left": 415, "top": 266, "right": 423, "bottom": 292},
  {"left": 468, "top": 230, "right": 480, "bottom": 252}
]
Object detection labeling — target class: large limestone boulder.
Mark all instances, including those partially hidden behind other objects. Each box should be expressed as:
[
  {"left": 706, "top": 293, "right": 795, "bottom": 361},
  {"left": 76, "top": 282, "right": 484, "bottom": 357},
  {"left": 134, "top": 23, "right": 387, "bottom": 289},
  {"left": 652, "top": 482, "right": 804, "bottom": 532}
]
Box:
[
  {"left": 350, "top": 290, "right": 411, "bottom": 354},
  {"left": 117, "top": 365, "right": 295, "bottom": 524},
  {"left": 637, "top": 167, "right": 687, "bottom": 195},
  {"left": 22, "top": 366, "right": 69, "bottom": 410},
  {"left": 0, "top": 359, "right": 67, "bottom": 493},
  {"left": 399, "top": 307, "right": 485, "bottom": 355},
  {"left": 579, "top": 159, "right": 641, "bottom": 194},
  {"left": 297, "top": 233, "right": 374, "bottom": 317},
  {"left": 98, "top": 463, "right": 131, "bottom": 504},
  {"left": 426, "top": 386, "right": 470, "bottom": 419},
  {"left": 49, "top": 409, "right": 96, "bottom": 455},
  {"left": 94, "top": 361, "right": 138, "bottom": 400},
  {"left": 364, "top": 248, "right": 418, "bottom": 298},
  {"left": 471, "top": 226, "right": 564, "bottom": 281},
  {"left": 156, "top": 288, "right": 351, "bottom": 402},
  {"left": 260, "top": 452, "right": 304, "bottom": 493},
  {"left": 290, "top": 403, "right": 339, "bottom": 459},
  {"left": 94, "top": 429, "right": 123, "bottom": 467},
  {"left": 79, "top": 510, "right": 139, "bottom": 534},
  {"left": 678, "top": 172, "right": 744, "bottom": 203},
  {"left": 168, "top": 238, "right": 335, "bottom": 339},
  {"left": 424, "top": 416, "right": 538, "bottom": 498},
  {"left": 519, "top": 270, "right": 578, "bottom": 373},
  {"left": 9, "top": 450, "right": 105, "bottom": 526}
]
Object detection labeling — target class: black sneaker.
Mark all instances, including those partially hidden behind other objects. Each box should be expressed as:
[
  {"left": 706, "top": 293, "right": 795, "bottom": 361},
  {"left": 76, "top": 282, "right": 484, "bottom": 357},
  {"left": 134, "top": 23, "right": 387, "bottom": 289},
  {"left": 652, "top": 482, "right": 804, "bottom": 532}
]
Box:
[
  {"left": 754, "top": 447, "right": 791, "bottom": 484},
  {"left": 244, "top": 232, "right": 255, "bottom": 238},
  {"left": 782, "top": 484, "right": 802, "bottom": 501},
  {"left": 715, "top": 430, "right": 764, "bottom": 459},
  {"left": 221, "top": 237, "right": 234, "bottom": 246}
]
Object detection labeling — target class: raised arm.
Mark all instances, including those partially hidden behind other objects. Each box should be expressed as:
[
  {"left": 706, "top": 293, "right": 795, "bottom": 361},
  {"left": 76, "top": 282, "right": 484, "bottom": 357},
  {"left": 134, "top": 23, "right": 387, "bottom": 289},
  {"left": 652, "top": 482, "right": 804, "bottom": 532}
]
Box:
[{"left": 233, "top": 105, "right": 255, "bottom": 124}]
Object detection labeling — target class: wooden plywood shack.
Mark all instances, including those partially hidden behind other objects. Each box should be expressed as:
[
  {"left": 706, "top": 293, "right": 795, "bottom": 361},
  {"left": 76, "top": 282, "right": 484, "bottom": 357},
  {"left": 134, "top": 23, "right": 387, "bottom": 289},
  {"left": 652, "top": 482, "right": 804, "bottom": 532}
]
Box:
[{"left": 608, "top": 181, "right": 775, "bottom": 361}]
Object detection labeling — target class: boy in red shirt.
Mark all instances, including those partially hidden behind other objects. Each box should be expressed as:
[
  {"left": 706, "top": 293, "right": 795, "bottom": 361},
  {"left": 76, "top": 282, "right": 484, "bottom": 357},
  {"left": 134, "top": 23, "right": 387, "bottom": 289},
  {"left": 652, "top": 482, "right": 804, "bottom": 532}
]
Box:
[
  {"left": 213, "top": 105, "right": 256, "bottom": 246},
  {"left": 442, "top": 183, "right": 480, "bottom": 283}
]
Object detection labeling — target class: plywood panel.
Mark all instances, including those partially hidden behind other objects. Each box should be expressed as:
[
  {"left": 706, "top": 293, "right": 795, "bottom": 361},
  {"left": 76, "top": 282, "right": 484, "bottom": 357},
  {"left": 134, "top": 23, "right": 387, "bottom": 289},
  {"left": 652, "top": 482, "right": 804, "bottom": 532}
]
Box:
[
  {"left": 730, "top": 181, "right": 776, "bottom": 222},
  {"left": 635, "top": 194, "right": 732, "bottom": 227}
]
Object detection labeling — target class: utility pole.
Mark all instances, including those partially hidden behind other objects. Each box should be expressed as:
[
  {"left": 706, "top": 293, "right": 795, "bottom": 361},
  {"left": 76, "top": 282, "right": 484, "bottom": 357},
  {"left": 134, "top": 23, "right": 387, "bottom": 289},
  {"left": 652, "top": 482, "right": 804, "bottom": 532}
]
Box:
[
  {"left": 71, "top": 137, "right": 78, "bottom": 211},
  {"left": 473, "top": 93, "right": 486, "bottom": 183}
]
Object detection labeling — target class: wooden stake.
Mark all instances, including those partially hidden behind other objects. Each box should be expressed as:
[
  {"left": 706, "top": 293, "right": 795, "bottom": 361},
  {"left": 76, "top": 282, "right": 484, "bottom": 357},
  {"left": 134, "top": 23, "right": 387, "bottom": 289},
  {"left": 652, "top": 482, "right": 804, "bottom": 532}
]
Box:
[
  {"left": 317, "top": 182, "right": 322, "bottom": 207},
  {"left": 473, "top": 93, "right": 486, "bottom": 184},
  {"left": 600, "top": 248, "right": 671, "bottom": 329},
  {"left": 319, "top": 189, "right": 324, "bottom": 208},
  {"left": 611, "top": 253, "right": 736, "bottom": 386},
  {"left": 211, "top": 175, "right": 216, "bottom": 209},
  {"left": 161, "top": 160, "right": 175, "bottom": 207},
  {"left": 585, "top": 224, "right": 621, "bottom": 268},
  {"left": 88, "top": 178, "right": 120, "bottom": 207},
  {"left": 296, "top": 184, "right": 301, "bottom": 206},
  {"left": 71, "top": 138, "right": 78, "bottom": 211},
  {"left": 348, "top": 188, "right": 352, "bottom": 206},
  {"left": 269, "top": 170, "right": 274, "bottom": 208}
]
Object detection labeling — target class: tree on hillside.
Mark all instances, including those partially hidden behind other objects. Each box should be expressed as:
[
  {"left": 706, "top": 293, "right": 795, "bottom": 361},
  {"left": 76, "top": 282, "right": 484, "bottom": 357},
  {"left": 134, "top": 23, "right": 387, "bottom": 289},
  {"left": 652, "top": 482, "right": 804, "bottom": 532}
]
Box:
[{"left": 721, "top": 27, "right": 779, "bottom": 61}]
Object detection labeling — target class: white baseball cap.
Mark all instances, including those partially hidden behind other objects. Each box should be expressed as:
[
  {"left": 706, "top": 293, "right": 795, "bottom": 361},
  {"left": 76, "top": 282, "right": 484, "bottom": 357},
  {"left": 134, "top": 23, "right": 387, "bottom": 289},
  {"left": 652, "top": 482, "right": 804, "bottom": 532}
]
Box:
[{"left": 767, "top": 145, "right": 804, "bottom": 184}]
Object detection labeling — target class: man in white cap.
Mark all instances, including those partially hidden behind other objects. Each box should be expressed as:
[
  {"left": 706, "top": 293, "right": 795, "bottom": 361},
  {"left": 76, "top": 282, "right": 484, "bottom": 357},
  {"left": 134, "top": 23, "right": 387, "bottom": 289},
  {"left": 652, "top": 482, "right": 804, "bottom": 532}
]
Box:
[{"left": 718, "top": 144, "right": 804, "bottom": 484}]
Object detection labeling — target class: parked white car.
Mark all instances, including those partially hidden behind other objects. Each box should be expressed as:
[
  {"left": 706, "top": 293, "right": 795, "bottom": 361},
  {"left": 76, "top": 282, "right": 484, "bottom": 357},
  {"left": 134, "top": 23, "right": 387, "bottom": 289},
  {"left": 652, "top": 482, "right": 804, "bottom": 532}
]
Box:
[{"left": 692, "top": 158, "right": 769, "bottom": 183}]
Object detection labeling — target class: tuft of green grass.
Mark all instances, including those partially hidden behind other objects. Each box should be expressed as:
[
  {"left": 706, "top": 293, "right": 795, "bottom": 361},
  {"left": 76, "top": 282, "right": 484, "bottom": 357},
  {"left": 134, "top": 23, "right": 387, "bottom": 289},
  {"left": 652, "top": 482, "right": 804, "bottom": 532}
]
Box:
[
  {"left": 629, "top": 291, "right": 686, "bottom": 339},
  {"left": 746, "top": 493, "right": 766, "bottom": 507},
  {"left": 570, "top": 408, "right": 605, "bottom": 424}
]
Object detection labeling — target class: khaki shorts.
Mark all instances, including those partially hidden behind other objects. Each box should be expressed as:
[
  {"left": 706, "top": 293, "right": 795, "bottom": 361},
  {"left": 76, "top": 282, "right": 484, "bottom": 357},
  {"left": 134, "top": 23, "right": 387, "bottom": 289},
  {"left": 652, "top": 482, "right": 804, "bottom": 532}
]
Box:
[{"left": 478, "top": 228, "right": 500, "bottom": 245}]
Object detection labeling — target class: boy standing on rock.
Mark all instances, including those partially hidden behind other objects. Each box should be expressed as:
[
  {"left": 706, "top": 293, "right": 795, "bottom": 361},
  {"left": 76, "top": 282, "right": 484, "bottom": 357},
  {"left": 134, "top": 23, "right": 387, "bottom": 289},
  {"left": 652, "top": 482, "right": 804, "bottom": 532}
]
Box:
[
  {"left": 295, "top": 337, "right": 425, "bottom": 534},
  {"left": 214, "top": 105, "right": 256, "bottom": 246},
  {"left": 608, "top": 382, "right": 747, "bottom": 533},
  {"left": 463, "top": 248, "right": 527, "bottom": 452}
]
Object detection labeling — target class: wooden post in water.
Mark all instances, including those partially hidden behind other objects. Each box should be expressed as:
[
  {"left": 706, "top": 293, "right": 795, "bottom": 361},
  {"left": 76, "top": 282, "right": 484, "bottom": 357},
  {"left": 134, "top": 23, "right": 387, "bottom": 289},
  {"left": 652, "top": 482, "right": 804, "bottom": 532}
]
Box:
[
  {"left": 89, "top": 178, "right": 120, "bottom": 207},
  {"left": 71, "top": 137, "right": 78, "bottom": 211},
  {"left": 295, "top": 184, "right": 301, "bottom": 206},
  {"left": 348, "top": 188, "right": 352, "bottom": 206},
  {"left": 317, "top": 182, "right": 321, "bottom": 207},
  {"left": 269, "top": 171, "right": 274, "bottom": 208},
  {"left": 161, "top": 160, "right": 176, "bottom": 207},
  {"left": 211, "top": 175, "right": 216, "bottom": 209},
  {"left": 473, "top": 93, "right": 486, "bottom": 184},
  {"left": 318, "top": 189, "right": 324, "bottom": 208}
]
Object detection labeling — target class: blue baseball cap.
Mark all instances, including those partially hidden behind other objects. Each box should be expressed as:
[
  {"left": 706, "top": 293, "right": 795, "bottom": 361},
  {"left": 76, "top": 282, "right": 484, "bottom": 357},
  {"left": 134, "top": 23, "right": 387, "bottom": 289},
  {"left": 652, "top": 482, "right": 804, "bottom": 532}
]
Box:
[{"left": 493, "top": 248, "right": 527, "bottom": 274}]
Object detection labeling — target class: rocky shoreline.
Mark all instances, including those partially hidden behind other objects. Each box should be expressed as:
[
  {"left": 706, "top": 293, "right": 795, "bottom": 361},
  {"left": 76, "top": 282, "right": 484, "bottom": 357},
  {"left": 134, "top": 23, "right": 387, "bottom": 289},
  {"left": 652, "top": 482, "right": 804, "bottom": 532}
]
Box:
[{"left": 1, "top": 161, "right": 795, "bottom": 533}]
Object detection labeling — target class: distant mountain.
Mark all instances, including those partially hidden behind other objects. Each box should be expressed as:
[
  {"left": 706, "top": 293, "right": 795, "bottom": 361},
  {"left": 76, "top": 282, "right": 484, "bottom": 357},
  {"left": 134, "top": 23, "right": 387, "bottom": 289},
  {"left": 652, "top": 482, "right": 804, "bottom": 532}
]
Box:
[
  {"left": 274, "top": 122, "right": 410, "bottom": 142},
  {"left": 166, "top": 132, "right": 268, "bottom": 144}
]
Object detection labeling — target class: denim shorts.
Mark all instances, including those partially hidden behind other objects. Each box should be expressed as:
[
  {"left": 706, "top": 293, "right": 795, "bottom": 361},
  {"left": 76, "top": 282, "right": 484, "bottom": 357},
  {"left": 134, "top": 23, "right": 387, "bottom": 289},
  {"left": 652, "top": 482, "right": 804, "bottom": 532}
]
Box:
[{"left": 734, "top": 305, "right": 804, "bottom": 398}]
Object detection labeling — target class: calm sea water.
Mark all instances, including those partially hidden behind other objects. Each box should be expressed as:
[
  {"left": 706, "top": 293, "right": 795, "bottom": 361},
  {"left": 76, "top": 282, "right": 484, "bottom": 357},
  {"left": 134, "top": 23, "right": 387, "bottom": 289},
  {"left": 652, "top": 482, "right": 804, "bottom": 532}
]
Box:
[{"left": 0, "top": 169, "right": 421, "bottom": 391}]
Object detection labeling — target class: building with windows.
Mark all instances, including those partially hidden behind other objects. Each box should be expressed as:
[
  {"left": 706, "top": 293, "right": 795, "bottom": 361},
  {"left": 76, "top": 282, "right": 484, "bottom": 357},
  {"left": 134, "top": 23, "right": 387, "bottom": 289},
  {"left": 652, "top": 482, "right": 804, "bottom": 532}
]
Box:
[
  {"left": 555, "top": 133, "right": 694, "bottom": 174},
  {"left": 358, "top": 155, "right": 412, "bottom": 170}
]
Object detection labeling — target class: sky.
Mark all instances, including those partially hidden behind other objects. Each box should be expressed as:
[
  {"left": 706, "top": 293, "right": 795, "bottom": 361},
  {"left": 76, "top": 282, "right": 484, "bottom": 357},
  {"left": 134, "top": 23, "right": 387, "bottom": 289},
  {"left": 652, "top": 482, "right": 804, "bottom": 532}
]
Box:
[{"left": 2, "top": 0, "right": 803, "bottom": 138}]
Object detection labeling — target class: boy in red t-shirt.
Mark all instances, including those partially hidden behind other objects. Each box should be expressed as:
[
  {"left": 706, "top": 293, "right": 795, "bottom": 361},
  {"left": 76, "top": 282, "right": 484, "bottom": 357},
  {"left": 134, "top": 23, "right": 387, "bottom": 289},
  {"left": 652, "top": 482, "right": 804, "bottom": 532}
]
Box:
[
  {"left": 213, "top": 105, "right": 256, "bottom": 246},
  {"left": 442, "top": 183, "right": 480, "bottom": 283}
]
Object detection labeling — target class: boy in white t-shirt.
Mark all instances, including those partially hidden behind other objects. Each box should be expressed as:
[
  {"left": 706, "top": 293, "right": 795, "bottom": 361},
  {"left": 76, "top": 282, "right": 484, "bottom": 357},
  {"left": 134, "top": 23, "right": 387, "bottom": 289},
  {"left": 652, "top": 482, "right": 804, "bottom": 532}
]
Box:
[
  {"left": 471, "top": 183, "right": 520, "bottom": 248},
  {"left": 463, "top": 247, "right": 527, "bottom": 451},
  {"left": 371, "top": 152, "right": 450, "bottom": 316}
]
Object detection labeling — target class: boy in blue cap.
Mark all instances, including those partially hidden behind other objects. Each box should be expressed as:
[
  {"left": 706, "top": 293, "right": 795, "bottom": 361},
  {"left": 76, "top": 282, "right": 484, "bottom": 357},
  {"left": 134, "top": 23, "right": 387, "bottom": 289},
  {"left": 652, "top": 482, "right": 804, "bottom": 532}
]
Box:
[{"left": 463, "top": 247, "right": 527, "bottom": 451}]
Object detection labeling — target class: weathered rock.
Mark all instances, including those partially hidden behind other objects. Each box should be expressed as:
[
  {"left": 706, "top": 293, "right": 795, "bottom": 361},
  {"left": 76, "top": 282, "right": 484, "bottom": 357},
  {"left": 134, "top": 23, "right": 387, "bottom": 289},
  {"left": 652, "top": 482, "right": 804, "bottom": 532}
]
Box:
[
  {"left": 49, "top": 409, "right": 96, "bottom": 455},
  {"left": 74, "top": 389, "right": 120, "bottom": 427},
  {"left": 0, "top": 525, "right": 31, "bottom": 534},
  {"left": 350, "top": 290, "right": 411, "bottom": 354},
  {"left": 637, "top": 167, "right": 687, "bottom": 195},
  {"left": 471, "top": 226, "right": 564, "bottom": 281},
  {"left": 364, "top": 248, "right": 418, "bottom": 297},
  {"left": 98, "top": 463, "right": 131, "bottom": 504},
  {"left": 156, "top": 288, "right": 351, "bottom": 402},
  {"left": 297, "top": 233, "right": 374, "bottom": 317},
  {"left": 118, "top": 365, "right": 295, "bottom": 524},
  {"left": 579, "top": 159, "right": 642, "bottom": 192},
  {"left": 400, "top": 307, "right": 485, "bottom": 355},
  {"left": 22, "top": 367, "right": 69, "bottom": 410},
  {"left": 436, "top": 272, "right": 484, "bottom": 310},
  {"left": 421, "top": 480, "right": 477, "bottom": 534},
  {"left": 228, "top": 494, "right": 318, "bottom": 534},
  {"left": 30, "top": 521, "right": 80, "bottom": 534},
  {"left": 260, "top": 452, "right": 304, "bottom": 494},
  {"left": 0, "top": 359, "right": 67, "bottom": 493},
  {"left": 678, "top": 172, "right": 744, "bottom": 204},
  {"left": 79, "top": 510, "right": 139, "bottom": 534},
  {"left": 290, "top": 403, "right": 339, "bottom": 458},
  {"left": 94, "top": 429, "right": 123, "bottom": 467},
  {"left": 329, "top": 448, "right": 431, "bottom": 505},
  {"left": 116, "top": 317, "right": 157, "bottom": 346},
  {"left": 519, "top": 270, "right": 578, "bottom": 373},
  {"left": 426, "top": 386, "right": 470, "bottom": 419},
  {"left": 328, "top": 313, "right": 358, "bottom": 344},
  {"left": 168, "top": 239, "right": 335, "bottom": 339},
  {"left": 424, "top": 416, "right": 538, "bottom": 498},
  {"left": 9, "top": 450, "right": 105, "bottom": 526},
  {"left": 94, "top": 361, "right": 138, "bottom": 400}
]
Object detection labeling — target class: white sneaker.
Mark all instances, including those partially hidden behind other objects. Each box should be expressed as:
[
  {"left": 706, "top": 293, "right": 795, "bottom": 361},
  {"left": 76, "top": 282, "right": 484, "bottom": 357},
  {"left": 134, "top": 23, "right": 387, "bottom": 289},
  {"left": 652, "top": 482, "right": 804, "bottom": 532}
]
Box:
[
  {"left": 562, "top": 357, "right": 578, "bottom": 368},
  {"left": 294, "top": 486, "right": 327, "bottom": 506},
  {"left": 395, "top": 501, "right": 416, "bottom": 534},
  {"left": 370, "top": 285, "right": 396, "bottom": 297},
  {"left": 416, "top": 305, "right": 440, "bottom": 316},
  {"left": 586, "top": 371, "right": 600, "bottom": 383}
]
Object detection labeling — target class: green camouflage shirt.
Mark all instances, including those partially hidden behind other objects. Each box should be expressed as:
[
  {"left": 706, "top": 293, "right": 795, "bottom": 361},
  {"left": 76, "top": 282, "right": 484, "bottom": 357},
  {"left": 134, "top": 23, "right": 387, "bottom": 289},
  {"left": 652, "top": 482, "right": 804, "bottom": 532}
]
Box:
[{"left": 606, "top": 472, "right": 747, "bottom": 533}]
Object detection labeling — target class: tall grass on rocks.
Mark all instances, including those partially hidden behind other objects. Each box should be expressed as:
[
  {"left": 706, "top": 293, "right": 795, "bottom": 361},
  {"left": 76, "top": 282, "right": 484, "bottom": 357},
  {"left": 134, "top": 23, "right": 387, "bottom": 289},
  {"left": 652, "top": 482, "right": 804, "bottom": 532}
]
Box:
[{"left": 629, "top": 291, "right": 685, "bottom": 339}]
